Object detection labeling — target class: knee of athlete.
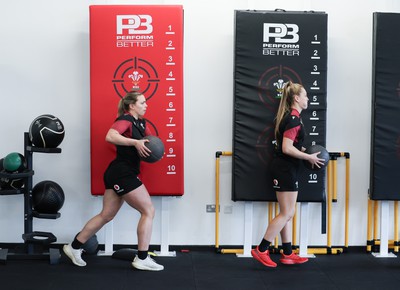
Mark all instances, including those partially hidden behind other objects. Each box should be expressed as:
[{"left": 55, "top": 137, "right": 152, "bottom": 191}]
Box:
[
  {"left": 148, "top": 205, "right": 156, "bottom": 219},
  {"left": 101, "top": 212, "right": 116, "bottom": 223},
  {"left": 281, "top": 210, "right": 295, "bottom": 221},
  {"left": 287, "top": 210, "right": 296, "bottom": 220},
  {"left": 145, "top": 204, "right": 156, "bottom": 219}
]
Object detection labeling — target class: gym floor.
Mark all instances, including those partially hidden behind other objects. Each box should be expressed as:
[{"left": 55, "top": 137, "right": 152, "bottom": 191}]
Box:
[{"left": 1, "top": 246, "right": 400, "bottom": 290}]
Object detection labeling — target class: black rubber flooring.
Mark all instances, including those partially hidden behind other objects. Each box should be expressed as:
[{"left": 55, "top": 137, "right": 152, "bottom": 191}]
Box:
[{"left": 1, "top": 247, "right": 400, "bottom": 290}]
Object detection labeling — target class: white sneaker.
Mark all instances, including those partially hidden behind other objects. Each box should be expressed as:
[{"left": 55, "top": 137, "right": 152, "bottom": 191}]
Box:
[
  {"left": 132, "top": 256, "right": 164, "bottom": 271},
  {"left": 63, "top": 244, "right": 87, "bottom": 267}
]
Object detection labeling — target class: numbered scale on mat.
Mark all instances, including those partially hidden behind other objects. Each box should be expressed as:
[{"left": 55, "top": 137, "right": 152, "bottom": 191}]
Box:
[
  {"left": 163, "top": 24, "right": 180, "bottom": 176},
  {"left": 298, "top": 24, "right": 328, "bottom": 201},
  {"left": 137, "top": 9, "right": 184, "bottom": 195}
]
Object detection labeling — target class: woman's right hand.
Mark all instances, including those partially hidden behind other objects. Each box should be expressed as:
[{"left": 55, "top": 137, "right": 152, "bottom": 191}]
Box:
[{"left": 307, "top": 152, "right": 325, "bottom": 170}]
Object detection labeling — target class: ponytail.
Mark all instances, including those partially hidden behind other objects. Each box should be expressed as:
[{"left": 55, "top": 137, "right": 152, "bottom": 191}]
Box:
[{"left": 274, "top": 81, "right": 303, "bottom": 140}]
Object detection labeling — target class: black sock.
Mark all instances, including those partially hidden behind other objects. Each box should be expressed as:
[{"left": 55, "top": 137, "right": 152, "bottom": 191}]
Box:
[
  {"left": 138, "top": 250, "right": 148, "bottom": 260},
  {"left": 71, "top": 236, "right": 84, "bottom": 250},
  {"left": 258, "top": 239, "right": 271, "bottom": 252},
  {"left": 282, "top": 242, "right": 292, "bottom": 255}
]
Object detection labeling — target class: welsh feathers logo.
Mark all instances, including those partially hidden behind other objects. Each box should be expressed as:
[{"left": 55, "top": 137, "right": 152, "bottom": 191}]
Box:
[{"left": 112, "top": 57, "right": 159, "bottom": 100}]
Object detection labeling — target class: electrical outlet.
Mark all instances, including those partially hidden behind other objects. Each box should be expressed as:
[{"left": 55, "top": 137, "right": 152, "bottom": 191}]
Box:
[{"left": 206, "top": 204, "right": 219, "bottom": 213}]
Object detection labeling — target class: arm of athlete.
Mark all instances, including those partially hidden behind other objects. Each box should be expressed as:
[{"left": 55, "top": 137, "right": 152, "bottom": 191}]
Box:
[
  {"left": 105, "top": 128, "right": 151, "bottom": 158},
  {"left": 282, "top": 137, "right": 325, "bottom": 168}
]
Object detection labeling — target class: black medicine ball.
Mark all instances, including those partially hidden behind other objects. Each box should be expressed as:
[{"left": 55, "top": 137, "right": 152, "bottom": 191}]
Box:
[
  {"left": 141, "top": 135, "right": 165, "bottom": 163},
  {"left": 82, "top": 235, "right": 99, "bottom": 255},
  {"left": 32, "top": 180, "right": 65, "bottom": 214},
  {"left": 304, "top": 145, "right": 330, "bottom": 171},
  {"left": 29, "top": 114, "right": 65, "bottom": 148}
]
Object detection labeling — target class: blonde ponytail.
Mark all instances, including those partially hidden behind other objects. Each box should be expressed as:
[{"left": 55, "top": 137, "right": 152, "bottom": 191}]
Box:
[{"left": 274, "top": 81, "right": 303, "bottom": 140}]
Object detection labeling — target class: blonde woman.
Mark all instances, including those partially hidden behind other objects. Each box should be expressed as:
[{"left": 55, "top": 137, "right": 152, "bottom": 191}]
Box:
[{"left": 251, "top": 82, "right": 325, "bottom": 268}]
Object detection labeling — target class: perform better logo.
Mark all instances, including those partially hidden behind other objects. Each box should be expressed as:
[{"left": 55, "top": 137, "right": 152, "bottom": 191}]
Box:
[
  {"left": 262, "top": 23, "right": 300, "bottom": 56},
  {"left": 116, "top": 15, "right": 154, "bottom": 47}
]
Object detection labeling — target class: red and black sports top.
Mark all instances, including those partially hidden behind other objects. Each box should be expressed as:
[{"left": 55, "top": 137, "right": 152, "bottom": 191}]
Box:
[
  {"left": 274, "top": 109, "right": 305, "bottom": 164},
  {"left": 110, "top": 113, "right": 151, "bottom": 170}
]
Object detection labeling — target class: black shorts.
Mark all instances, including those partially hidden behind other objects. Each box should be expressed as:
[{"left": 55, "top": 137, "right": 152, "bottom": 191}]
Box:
[
  {"left": 270, "top": 157, "right": 299, "bottom": 192},
  {"left": 103, "top": 160, "right": 142, "bottom": 196}
]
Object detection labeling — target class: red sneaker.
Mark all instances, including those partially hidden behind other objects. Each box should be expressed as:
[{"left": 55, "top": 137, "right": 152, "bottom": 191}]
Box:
[
  {"left": 280, "top": 252, "right": 309, "bottom": 265},
  {"left": 251, "top": 246, "right": 277, "bottom": 268}
]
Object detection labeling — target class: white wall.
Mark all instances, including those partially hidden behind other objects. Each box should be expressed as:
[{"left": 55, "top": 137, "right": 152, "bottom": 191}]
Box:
[{"left": 0, "top": 0, "right": 399, "bottom": 248}]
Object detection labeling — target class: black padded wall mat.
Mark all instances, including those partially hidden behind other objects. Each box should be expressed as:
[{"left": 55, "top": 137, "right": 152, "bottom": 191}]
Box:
[
  {"left": 370, "top": 12, "right": 400, "bottom": 200},
  {"left": 232, "top": 10, "right": 327, "bottom": 201}
]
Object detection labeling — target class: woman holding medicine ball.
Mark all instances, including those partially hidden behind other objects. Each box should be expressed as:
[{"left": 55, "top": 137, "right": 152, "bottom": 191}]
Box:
[
  {"left": 63, "top": 91, "right": 164, "bottom": 271},
  {"left": 251, "top": 81, "right": 325, "bottom": 267}
]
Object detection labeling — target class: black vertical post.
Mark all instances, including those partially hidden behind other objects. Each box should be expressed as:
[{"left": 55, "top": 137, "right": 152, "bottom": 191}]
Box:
[{"left": 23, "top": 132, "right": 34, "bottom": 253}]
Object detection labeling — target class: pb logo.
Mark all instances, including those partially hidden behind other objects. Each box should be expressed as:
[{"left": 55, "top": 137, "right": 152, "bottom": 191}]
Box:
[
  {"left": 116, "top": 15, "right": 153, "bottom": 34},
  {"left": 263, "top": 23, "right": 299, "bottom": 43}
]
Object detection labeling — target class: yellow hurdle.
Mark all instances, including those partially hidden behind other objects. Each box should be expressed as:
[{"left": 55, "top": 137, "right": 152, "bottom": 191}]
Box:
[
  {"left": 369, "top": 200, "right": 400, "bottom": 254},
  {"left": 214, "top": 151, "right": 233, "bottom": 253}
]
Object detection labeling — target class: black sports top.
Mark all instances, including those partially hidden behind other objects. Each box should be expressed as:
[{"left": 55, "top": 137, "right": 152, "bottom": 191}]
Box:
[
  {"left": 274, "top": 109, "right": 305, "bottom": 164},
  {"left": 110, "top": 113, "right": 147, "bottom": 171}
]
